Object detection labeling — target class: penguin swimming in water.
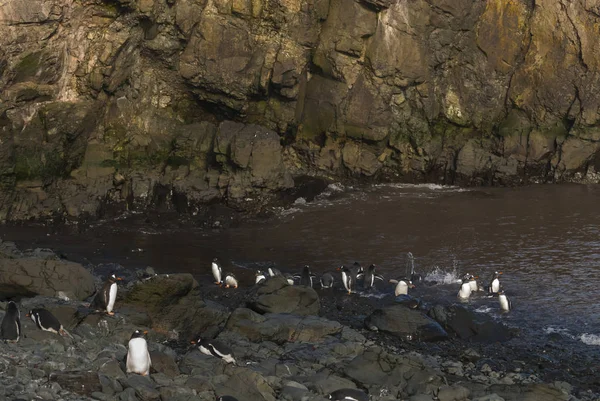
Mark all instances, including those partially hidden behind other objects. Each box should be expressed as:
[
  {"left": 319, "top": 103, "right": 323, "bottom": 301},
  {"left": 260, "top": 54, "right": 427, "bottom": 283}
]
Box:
[
  {"left": 328, "top": 388, "right": 369, "bottom": 401},
  {"left": 338, "top": 265, "right": 356, "bottom": 294},
  {"left": 1, "top": 301, "right": 21, "bottom": 342},
  {"left": 212, "top": 258, "right": 223, "bottom": 285},
  {"left": 126, "top": 330, "right": 151, "bottom": 376},
  {"left": 91, "top": 274, "right": 122, "bottom": 315},
  {"left": 217, "top": 396, "right": 239, "bottom": 401},
  {"left": 26, "top": 308, "right": 71, "bottom": 338},
  {"left": 193, "top": 338, "right": 236, "bottom": 364},
  {"left": 320, "top": 272, "right": 334, "bottom": 289},
  {"left": 498, "top": 289, "right": 512, "bottom": 312},
  {"left": 488, "top": 271, "right": 503, "bottom": 294},
  {"left": 457, "top": 277, "right": 472, "bottom": 300},
  {"left": 363, "top": 264, "right": 385, "bottom": 289},
  {"left": 462, "top": 273, "right": 479, "bottom": 292},
  {"left": 352, "top": 262, "right": 364, "bottom": 280},
  {"left": 389, "top": 278, "right": 415, "bottom": 296},
  {"left": 255, "top": 270, "right": 267, "bottom": 285},
  {"left": 406, "top": 252, "right": 423, "bottom": 283},
  {"left": 222, "top": 273, "right": 238, "bottom": 289}
]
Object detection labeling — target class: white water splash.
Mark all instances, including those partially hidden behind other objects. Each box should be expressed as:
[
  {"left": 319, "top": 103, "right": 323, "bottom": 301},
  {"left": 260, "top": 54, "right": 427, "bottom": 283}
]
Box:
[
  {"left": 358, "top": 292, "right": 389, "bottom": 299},
  {"left": 543, "top": 326, "right": 577, "bottom": 340},
  {"left": 580, "top": 333, "right": 600, "bottom": 346},
  {"left": 374, "top": 183, "right": 469, "bottom": 192},
  {"left": 474, "top": 306, "right": 493, "bottom": 314},
  {"left": 424, "top": 266, "right": 462, "bottom": 285}
]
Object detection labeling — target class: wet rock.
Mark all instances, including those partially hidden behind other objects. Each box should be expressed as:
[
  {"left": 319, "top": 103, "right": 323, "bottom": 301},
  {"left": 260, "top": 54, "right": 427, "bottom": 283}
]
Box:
[
  {"left": 0, "top": 256, "right": 95, "bottom": 300},
  {"left": 365, "top": 305, "right": 448, "bottom": 342},
  {"left": 472, "top": 395, "right": 505, "bottom": 401},
  {"left": 225, "top": 308, "right": 342, "bottom": 344},
  {"left": 148, "top": 351, "right": 179, "bottom": 378},
  {"left": 48, "top": 371, "right": 102, "bottom": 395},
  {"left": 213, "top": 367, "right": 276, "bottom": 401},
  {"left": 428, "top": 304, "right": 512, "bottom": 342},
  {"left": 250, "top": 277, "right": 320, "bottom": 316},
  {"left": 437, "top": 384, "right": 470, "bottom": 401}
]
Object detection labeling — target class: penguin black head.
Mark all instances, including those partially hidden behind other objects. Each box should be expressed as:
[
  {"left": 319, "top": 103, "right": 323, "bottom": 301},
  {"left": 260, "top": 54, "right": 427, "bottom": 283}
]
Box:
[
  {"left": 303, "top": 265, "right": 310, "bottom": 272},
  {"left": 7, "top": 301, "right": 18, "bottom": 312},
  {"left": 130, "top": 329, "right": 148, "bottom": 339},
  {"left": 109, "top": 274, "right": 123, "bottom": 283},
  {"left": 216, "top": 396, "right": 239, "bottom": 401},
  {"left": 213, "top": 257, "right": 219, "bottom": 263},
  {"left": 369, "top": 264, "right": 377, "bottom": 270}
]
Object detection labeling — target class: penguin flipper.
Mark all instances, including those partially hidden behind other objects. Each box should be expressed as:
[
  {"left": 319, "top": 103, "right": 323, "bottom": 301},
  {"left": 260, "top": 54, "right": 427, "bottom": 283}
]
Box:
[{"left": 374, "top": 274, "right": 385, "bottom": 281}]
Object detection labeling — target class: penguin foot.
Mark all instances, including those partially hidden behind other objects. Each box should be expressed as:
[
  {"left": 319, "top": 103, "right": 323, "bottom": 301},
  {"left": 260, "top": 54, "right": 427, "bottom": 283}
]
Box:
[
  {"left": 107, "top": 311, "right": 115, "bottom": 316},
  {"left": 214, "top": 282, "right": 221, "bottom": 285},
  {"left": 225, "top": 285, "right": 230, "bottom": 288},
  {"left": 234, "top": 285, "right": 238, "bottom": 289}
]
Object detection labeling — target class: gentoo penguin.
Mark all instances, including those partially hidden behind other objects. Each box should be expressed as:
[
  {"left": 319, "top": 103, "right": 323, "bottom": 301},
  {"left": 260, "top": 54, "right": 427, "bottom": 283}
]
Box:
[
  {"left": 328, "top": 388, "right": 369, "bottom": 401},
  {"left": 389, "top": 278, "right": 415, "bottom": 296},
  {"left": 284, "top": 273, "right": 296, "bottom": 285},
  {"left": 222, "top": 273, "right": 238, "bottom": 289},
  {"left": 91, "top": 274, "right": 122, "bottom": 315},
  {"left": 126, "top": 330, "right": 151, "bottom": 376},
  {"left": 298, "top": 265, "right": 317, "bottom": 287},
  {"left": 363, "top": 264, "right": 384, "bottom": 289},
  {"left": 1, "top": 301, "right": 21, "bottom": 342},
  {"left": 406, "top": 252, "right": 423, "bottom": 283},
  {"left": 255, "top": 270, "right": 267, "bottom": 285},
  {"left": 320, "top": 272, "right": 335, "bottom": 289},
  {"left": 337, "top": 265, "right": 355, "bottom": 294},
  {"left": 462, "top": 273, "right": 479, "bottom": 292},
  {"left": 267, "top": 267, "right": 282, "bottom": 277},
  {"left": 352, "top": 262, "right": 364, "bottom": 280},
  {"left": 498, "top": 289, "right": 512, "bottom": 312},
  {"left": 26, "top": 308, "right": 71, "bottom": 337},
  {"left": 217, "top": 396, "right": 239, "bottom": 401},
  {"left": 193, "top": 338, "right": 236, "bottom": 364},
  {"left": 212, "top": 258, "right": 223, "bottom": 285},
  {"left": 488, "top": 271, "right": 503, "bottom": 294},
  {"left": 457, "top": 277, "right": 472, "bottom": 300}
]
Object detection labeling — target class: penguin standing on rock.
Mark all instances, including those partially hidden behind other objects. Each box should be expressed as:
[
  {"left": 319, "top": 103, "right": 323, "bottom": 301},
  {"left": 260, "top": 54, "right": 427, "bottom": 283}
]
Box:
[
  {"left": 27, "top": 308, "right": 72, "bottom": 338},
  {"left": 498, "top": 289, "right": 512, "bottom": 312},
  {"left": 296, "top": 265, "right": 317, "bottom": 287},
  {"left": 255, "top": 270, "right": 267, "bottom": 285},
  {"left": 389, "top": 278, "right": 415, "bottom": 296},
  {"left": 212, "top": 258, "right": 223, "bottom": 285},
  {"left": 1, "top": 301, "right": 21, "bottom": 342},
  {"left": 338, "top": 265, "right": 355, "bottom": 294},
  {"left": 126, "top": 330, "right": 151, "bottom": 376},
  {"left": 91, "top": 274, "right": 122, "bottom": 315},
  {"left": 328, "top": 388, "right": 369, "bottom": 401},
  {"left": 320, "top": 272, "right": 335, "bottom": 289},
  {"left": 192, "top": 338, "right": 236, "bottom": 364},
  {"left": 222, "top": 273, "right": 238, "bottom": 289},
  {"left": 363, "top": 264, "right": 385, "bottom": 289}
]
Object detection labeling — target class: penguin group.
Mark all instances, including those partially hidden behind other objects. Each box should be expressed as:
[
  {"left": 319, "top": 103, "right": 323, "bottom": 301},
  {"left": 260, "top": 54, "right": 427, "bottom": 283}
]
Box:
[
  {"left": 1, "top": 272, "right": 126, "bottom": 343},
  {"left": 456, "top": 270, "right": 512, "bottom": 312},
  {"left": 209, "top": 253, "right": 422, "bottom": 297}
]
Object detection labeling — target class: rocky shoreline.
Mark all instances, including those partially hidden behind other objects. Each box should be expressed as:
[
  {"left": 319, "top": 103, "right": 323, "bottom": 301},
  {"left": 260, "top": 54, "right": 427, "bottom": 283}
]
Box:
[{"left": 0, "top": 241, "right": 598, "bottom": 401}]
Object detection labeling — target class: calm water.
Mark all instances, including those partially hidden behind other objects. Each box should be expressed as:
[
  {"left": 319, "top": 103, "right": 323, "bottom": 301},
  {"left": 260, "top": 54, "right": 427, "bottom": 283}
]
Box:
[{"left": 2, "top": 183, "right": 600, "bottom": 347}]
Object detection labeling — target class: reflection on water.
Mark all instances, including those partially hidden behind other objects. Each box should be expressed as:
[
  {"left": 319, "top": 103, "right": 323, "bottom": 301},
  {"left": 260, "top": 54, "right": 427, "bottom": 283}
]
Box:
[{"left": 1, "top": 183, "right": 600, "bottom": 344}]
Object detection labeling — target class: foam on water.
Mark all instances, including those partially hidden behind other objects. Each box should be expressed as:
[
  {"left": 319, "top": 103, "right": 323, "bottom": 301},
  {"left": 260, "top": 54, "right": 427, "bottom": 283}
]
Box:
[
  {"left": 424, "top": 266, "right": 462, "bottom": 285},
  {"left": 474, "top": 305, "right": 493, "bottom": 314},
  {"left": 374, "top": 183, "right": 469, "bottom": 192},
  {"left": 580, "top": 333, "right": 600, "bottom": 346}
]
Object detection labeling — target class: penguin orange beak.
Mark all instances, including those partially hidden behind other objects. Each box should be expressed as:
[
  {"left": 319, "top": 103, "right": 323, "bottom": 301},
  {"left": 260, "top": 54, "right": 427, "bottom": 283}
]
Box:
[
  {"left": 498, "top": 272, "right": 503, "bottom": 275},
  {"left": 143, "top": 330, "right": 148, "bottom": 335},
  {"left": 190, "top": 340, "right": 196, "bottom": 344},
  {"left": 117, "top": 277, "right": 123, "bottom": 280},
  {"left": 25, "top": 313, "right": 30, "bottom": 317},
  {"left": 410, "top": 284, "right": 416, "bottom": 288}
]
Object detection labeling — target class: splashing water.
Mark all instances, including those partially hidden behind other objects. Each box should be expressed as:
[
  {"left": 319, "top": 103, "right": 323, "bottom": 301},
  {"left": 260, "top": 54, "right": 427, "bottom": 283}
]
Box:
[
  {"left": 580, "top": 333, "right": 600, "bottom": 346},
  {"left": 424, "top": 265, "right": 462, "bottom": 285}
]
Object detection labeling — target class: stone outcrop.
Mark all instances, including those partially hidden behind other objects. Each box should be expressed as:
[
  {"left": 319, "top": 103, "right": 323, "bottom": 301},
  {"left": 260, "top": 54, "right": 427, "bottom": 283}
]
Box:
[
  {"left": 2, "top": 0, "right": 600, "bottom": 220},
  {"left": 250, "top": 276, "right": 321, "bottom": 316},
  {"left": 365, "top": 304, "right": 449, "bottom": 342},
  {"left": 0, "top": 243, "right": 95, "bottom": 300}
]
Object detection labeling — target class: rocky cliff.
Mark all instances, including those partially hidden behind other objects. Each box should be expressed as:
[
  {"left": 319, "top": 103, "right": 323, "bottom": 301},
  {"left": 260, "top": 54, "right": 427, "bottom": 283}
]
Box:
[{"left": 1, "top": 0, "right": 600, "bottom": 221}]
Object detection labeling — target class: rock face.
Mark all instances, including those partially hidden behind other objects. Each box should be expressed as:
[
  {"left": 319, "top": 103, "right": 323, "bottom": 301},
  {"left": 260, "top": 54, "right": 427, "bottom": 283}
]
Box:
[
  {"left": 2, "top": 0, "right": 600, "bottom": 220},
  {"left": 365, "top": 304, "right": 448, "bottom": 342},
  {"left": 0, "top": 247, "right": 95, "bottom": 301},
  {"left": 250, "top": 276, "right": 321, "bottom": 316},
  {"left": 428, "top": 304, "right": 513, "bottom": 343}
]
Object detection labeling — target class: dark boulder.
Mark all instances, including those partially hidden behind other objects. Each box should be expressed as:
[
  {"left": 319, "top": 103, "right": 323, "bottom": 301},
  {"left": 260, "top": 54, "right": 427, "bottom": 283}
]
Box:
[
  {"left": 428, "top": 304, "right": 513, "bottom": 342},
  {"left": 365, "top": 305, "right": 448, "bottom": 342},
  {"left": 250, "top": 276, "right": 320, "bottom": 316}
]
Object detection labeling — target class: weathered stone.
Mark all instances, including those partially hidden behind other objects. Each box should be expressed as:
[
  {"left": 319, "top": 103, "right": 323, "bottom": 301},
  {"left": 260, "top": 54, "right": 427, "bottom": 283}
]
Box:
[
  {"left": 225, "top": 308, "right": 342, "bottom": 344},
  {"left": 48, "top": 371, "right": 102, "bottom": 396},
  {"left": 428, "top": 304, "right": 512, "bottom": 343},
  {"left": 365, "top": 305, "right": 448, "bottom": 342},
  {"left": 148, "top": 351, "right": 180, "bottom": 378},
  {"left": 0, "top": 257, "right": 95, "bottom": 300},
  {"left": 250, "top": 276, "right": 320, "bottom": 316}
]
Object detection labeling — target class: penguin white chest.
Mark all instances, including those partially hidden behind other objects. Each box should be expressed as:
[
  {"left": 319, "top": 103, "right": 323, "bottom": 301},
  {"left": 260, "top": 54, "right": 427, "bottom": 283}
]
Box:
[
  {"left": 212, "top": 262, "right": 221, "bottom": 283},
  {"left": 341, "top": 272, "right": 351, "bottom": 292},
  {"left": 499, "top": 294, "right": 511, "bottom": 311},
  {"left": 458, "top": 282, "right": 472, "bottom": 299},
  {"left": 126, "top": 338, "right": 151, "bottom": 375},
  {"left": 469, "top": 280, "right": 478, "bottom": 292},
  {"left": 107, "top": 282, "right": 117, "bottom": 313},
  {"left": 394, "top": 281, "right": 408, "bottom": 296},
  {"left": 491, "top": 278, "right": 500, "bottom": 293}
]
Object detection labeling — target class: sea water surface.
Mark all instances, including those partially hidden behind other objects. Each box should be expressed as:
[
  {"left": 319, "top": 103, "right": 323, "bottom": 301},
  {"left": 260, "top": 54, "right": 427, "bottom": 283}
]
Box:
[{"left": 2, "top": 183, "right": 600, "bottom": 351}]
